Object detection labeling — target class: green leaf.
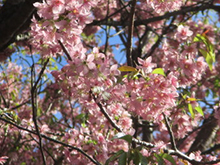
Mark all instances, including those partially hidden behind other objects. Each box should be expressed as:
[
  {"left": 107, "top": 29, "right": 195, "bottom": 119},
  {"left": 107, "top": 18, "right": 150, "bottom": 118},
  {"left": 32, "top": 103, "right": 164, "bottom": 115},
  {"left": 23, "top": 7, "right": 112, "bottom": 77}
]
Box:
[
  {"left": 199, "top": 48, "right": 213, "bottom": 70},
  {"left": 195, "top": 34, "right": 207, "bottom": 43},
  {"left": 105, "top": 150, "right": 125, "bottom": 165},
  {"left": 50, "top": 57, "right": 56, "bottom": 63},
  {"left": 161, "top": 153, "right": 176, "bottom": 165},
  {"left": 194, "top": 33, "right": 215, "bottom": 70},
  {"left": 118, "top": 66, "right": 137, "bottom": 72},
  {"left": 133, "top": 150, "right": 143, "bottom": 165},
  {"left": 118, "top": 152, "right": 127, "bottom": 165},
  {"left": 141, "top": 156, "right": 148, "bottom": 165},
  {"left": 112, "top": 132, "right": 132, "bottom": 143},
  {"left": 76, "top": 113, "right": 86, "bottom": 119},
  {"left": 152, "top": 68, "right": 166, "bottom": 76},
  {"left": 195, "top": 106, "right": 204, "bottom": 116},
  {"left": 154, "top": 153, "right": 165, "bottom": 165},
  {"left": 188, "top": 103, "right": 194, "bottom": 119}
]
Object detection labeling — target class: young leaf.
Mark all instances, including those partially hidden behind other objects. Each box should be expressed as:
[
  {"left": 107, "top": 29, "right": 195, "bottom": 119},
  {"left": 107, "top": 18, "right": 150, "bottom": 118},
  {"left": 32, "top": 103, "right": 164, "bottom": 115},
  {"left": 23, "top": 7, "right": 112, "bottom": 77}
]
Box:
[
  {"left": 133, "top": 150, "right": 142, "bottom": 165},
  {"left": 105, "top": 150, "right": 125, "bottom": 165},
  {"left": 194, "top": 33, "right": 215, "bottom": 70},
  {"left": 154, "top": 153, "right": 165, "bottom": 165},
  {"left": 199, "top": 48, "right": 213, "bottom": 70},
  {"left": 195, "top": 106, "right": 204, "bottom": 116},
  {"left": 152, "top": 68, "right": 166, "bottom": 76},
  {"left": 161, "top": 153, "right": 176, "bottom": 165},
  {"left": 186, "top": 97, "right": 200, "bottom": 102},
  {"left": 141, "top": 156, "right": 148, "bottom": 164},
  {"left": 112, "top": 132, "right": 132, "bottom": 143},
  {"left": 118, "top": 152, "right": 127, "bottom": 165},
  {"left": 188, "top": 103, "right": 194, "bottom": 119},
  {"left": 118, "top": 66, "right": 137, "bottom": 72}
]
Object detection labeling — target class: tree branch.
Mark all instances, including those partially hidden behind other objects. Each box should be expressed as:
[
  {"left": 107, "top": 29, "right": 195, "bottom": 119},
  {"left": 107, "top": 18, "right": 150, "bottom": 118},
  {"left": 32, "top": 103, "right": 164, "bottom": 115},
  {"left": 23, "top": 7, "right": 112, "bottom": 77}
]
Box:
[
  {"left": 0, "top": 0, "right": 41, "bottom": 51},
  {"left": 126, "top": 0, "right": 136, "bottom": 66},
  {"left": 0, "top": 116, "right": 101, "bottom": 165},
  {"left": 58, "top": 40, "right": 72, "bottom": 61},
  {"left": 163, "top": 113, "right": 177, "bottom": 151},
  {"left": 30, "top": 58, "right": 50, "bottom": 165},
  {"left": 90, "top": 3, "right": 219, "bottom": 27},
  {"left": 92, "top": 92, "right": 122, "bottom": 132}
]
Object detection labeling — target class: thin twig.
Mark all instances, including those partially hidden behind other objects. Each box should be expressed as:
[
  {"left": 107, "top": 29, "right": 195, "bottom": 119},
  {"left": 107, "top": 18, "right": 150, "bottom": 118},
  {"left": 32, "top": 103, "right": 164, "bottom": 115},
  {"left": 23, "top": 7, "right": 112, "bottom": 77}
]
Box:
[
  {"left": 104, "top": 0, "right": 111, "bottom": 54},
  {"left": 90, "top": 3, "right": 218, "bottom": 27},
  {"left": 163, "top": 113, "right": 177, "bottom": 151},
  {"left": 1, "top": 113, "right": 220, "bottom": 165},
  {"left": 92, "top": 92, "right": 122, "bottom": 132},
  {"left": 126, "top": 0, "right": 136, "bottom": 66},
  {"left": 0, "top": 117, "right": 101, "bottom": 165},
  {"left": 58, "top": 40, "right": 72, "bottom": 61},
  {"left": 92, "top": 98, "right": 220, "bottom": 164},
  {"left": 31, "top": 58, "right": 50, "bottom": 165}
]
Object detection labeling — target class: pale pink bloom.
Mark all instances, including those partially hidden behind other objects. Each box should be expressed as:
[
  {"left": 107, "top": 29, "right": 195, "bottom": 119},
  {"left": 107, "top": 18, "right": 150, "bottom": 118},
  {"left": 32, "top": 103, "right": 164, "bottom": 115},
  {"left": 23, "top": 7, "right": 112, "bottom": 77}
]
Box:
[
  {"left": 97, "top": 133, "right": 106, "bottom": 144},
  {"left": 40, "top": 124, "right": 50, "bottom": 133},
  {"left": 138, "top": 56, "right": 156, "bottom": 73},
  {"left": 148, "top": 0, "right": 183, "bottom": 13},
  {"left": 141, "top": 148, "right": 151, "bottom": 157},
  {"left": 86, "top": 54, "right": 96, "bottom": 70},
  {"left": 110, "top": 64, "right": 120, "bottom": 75},
  {"left": 196, "top": 57, "right": 207, "bottom": 70},
  {"left": 189, "top": 151, "right": 202, "bottom": 161},
  {"left": 152, "top": 141, "right": 167, "bottom": 152},
  {"left": 51, "top": 0, "right": 65, "bottom": 15},
  {"left": 0, "top": 156, "right": 8, "bottom": 165},
  {"left": 176, "top": 25, "right": 193, "bottom": 41},
  {"left": 33, "top": 2, "right": 52, "bottom": 19}
]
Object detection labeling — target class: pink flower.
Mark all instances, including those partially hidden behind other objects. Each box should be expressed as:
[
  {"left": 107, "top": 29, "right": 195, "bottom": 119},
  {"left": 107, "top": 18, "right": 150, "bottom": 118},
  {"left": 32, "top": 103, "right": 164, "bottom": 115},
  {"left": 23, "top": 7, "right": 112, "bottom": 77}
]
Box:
[
  {"left": 86, "top": 54, "right": 96, "bottom": 70},
  {"left": 138, "top": 57, "right": 156, "bottom": 73},
  {"left": 51, "top": 0, "right": 65, "bottom": 16},
  {"left": 189, "top": 151, "right": 202, "bottom": 161},
  {"left": 176, "top": 25, "right": 193, "bottom": 41},
  {"left": 0, "top": 156, "right": 8, "bottom": 165}
]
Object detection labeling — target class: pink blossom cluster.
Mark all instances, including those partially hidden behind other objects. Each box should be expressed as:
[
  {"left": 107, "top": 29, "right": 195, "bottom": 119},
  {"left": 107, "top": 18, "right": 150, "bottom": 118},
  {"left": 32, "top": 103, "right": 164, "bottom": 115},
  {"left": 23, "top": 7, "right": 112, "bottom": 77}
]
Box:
[
  {"left": 122, "top": 57, "right": 179, "bottom": 122},
  {"left": 50, "top": 47, "right": 181, "bottom": 163},
  {"left": 30, "top": 0, "right": 99, "bottom": 57},
  {"left": 158, "top": 24, "right": 207, "bottom": 87},
  {"left": 50, "top": 48, "right": 131, "bottom": 163},
  {"left": 2, "top": 0, "right": 220, "bottom": 164},
  {"left": 146, "top": 0, "right": 183, "bottom": 14}
]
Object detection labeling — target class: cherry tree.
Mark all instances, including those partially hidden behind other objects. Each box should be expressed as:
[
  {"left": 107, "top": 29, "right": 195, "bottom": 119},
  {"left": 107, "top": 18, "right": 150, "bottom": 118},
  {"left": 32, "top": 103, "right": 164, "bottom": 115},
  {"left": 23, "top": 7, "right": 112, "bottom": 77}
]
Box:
[{"left": 1, "top": 0, "right": 220, "bottom": 164}]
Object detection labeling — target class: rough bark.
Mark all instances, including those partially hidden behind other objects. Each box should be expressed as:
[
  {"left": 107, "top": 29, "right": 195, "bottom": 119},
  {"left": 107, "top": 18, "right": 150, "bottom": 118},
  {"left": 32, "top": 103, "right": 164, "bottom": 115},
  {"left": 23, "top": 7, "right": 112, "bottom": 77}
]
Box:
[{"left": 0, "top": 0, "right": 41, "bottom": 51}]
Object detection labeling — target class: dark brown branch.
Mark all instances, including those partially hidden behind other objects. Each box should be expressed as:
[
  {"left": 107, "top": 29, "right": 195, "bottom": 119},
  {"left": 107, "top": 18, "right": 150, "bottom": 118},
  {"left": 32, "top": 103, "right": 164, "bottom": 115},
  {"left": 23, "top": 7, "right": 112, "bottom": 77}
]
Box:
[
  {"left": 31, "top": 58, "right": 49, "bottom": 165},
  {"left": 58, "top": 40, "right": 72, "bottom": 61},
  {"left": 0, "top": 0, "right": 41, "bottom": 51},
  {"left": 126, "top": 0, "right": 136, "bottom": 66},
  {"left": 163, "top": 113, "right": 177, "bottom": 151},
  {"left": 143, "top": 16, "right": 176, "bottom": 59},
  {"left": 92, "top": 92, "right": 122, "bottom": 132},
  {"left": 90, "top": 3, "right": 218, "bottom": 27},
  {"left": 91, "top": 92, "right": 220, "bottom": 164},
  {"left": 0, "top": 116, "right": 101, "bottom": 165},
  {"left": 202, "top": 144, "right": 220, "bottom": 154},
  {"left": 188, "top": 115, "right": 219, "bottom": 153}
]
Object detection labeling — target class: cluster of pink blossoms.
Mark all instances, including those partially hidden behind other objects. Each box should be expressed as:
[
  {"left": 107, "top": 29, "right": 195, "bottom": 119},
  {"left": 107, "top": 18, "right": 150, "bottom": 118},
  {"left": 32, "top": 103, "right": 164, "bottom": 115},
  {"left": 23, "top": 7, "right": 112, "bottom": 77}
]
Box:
[
  {"left": 123, "top": 57, "right": 179, "bottom": 122},
  {"left": 31, "top": 0, "right": 99, "bottom": 57},
  {"left": 26, "top": 0, "right": 220, "bottom": 164},
  {"left": 50, "top": 46, "right": 181, "bottom": 163},
  {"left": 157, "top": 23, "right": 207, "bottom": 87},
  {"left": 51, "top": 47, "right": 131, "bottom": 163},
  {"left": 146, "top": 0, "right": 183, "bottom": 14}
]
